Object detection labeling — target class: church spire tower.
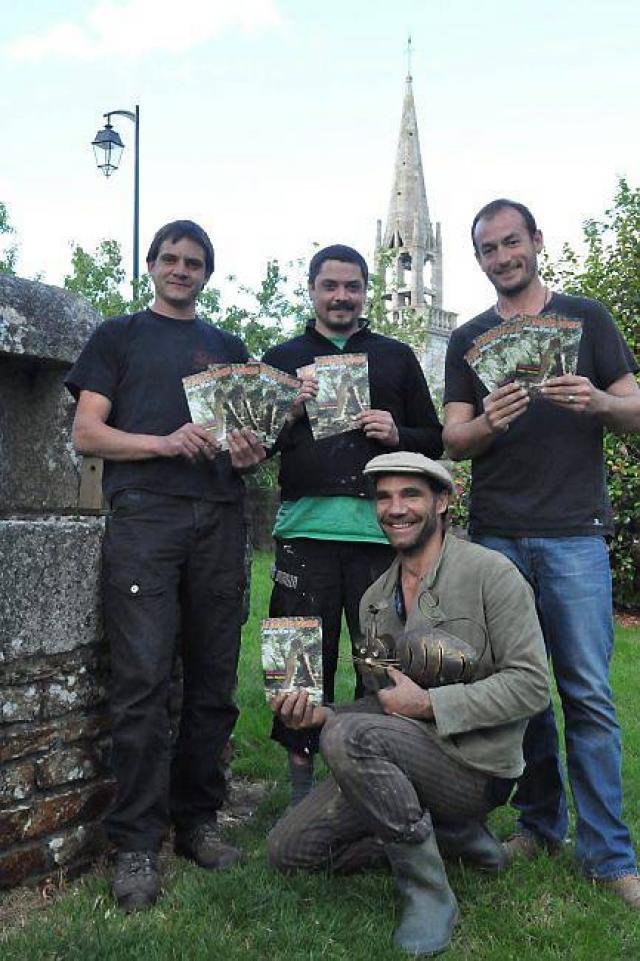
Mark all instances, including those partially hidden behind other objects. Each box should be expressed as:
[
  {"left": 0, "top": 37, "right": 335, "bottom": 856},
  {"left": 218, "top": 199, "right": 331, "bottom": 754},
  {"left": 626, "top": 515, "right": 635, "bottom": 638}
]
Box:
[{"left": 375, "top": 42, "right": 456, "bottom": 409}]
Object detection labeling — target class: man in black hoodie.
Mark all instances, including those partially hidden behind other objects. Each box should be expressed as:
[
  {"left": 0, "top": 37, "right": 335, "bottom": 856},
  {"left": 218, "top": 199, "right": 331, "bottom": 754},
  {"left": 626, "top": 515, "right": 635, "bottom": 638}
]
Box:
[{"left": 263, "top": 244, "right": 442, "bottom": 803}]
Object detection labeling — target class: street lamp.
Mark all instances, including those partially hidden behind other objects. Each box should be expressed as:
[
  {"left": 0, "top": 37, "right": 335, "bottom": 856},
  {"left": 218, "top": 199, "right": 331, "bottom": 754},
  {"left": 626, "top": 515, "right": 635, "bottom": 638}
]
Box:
[{"left": 91, "top": 105, "right": 140, "bottom": 285}]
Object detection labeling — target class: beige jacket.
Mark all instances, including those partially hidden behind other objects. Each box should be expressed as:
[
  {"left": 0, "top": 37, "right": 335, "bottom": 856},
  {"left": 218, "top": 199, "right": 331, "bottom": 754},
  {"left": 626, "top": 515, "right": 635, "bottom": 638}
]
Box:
[{"left": 359, "top": 532, "right": 550, "bottom": 779}]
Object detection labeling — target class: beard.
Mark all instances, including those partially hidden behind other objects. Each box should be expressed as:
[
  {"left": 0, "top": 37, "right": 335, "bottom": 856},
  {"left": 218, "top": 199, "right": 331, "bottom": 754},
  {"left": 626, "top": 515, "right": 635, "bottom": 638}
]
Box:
[
  {"left": 490, "top": 252, "right": 538, "bottom": 297},
  {"left": 322, "top": 314, "right": 357, "bottom": 332},
  {"left": 394, "top": 506, "right": 439, "bottom": 557}
]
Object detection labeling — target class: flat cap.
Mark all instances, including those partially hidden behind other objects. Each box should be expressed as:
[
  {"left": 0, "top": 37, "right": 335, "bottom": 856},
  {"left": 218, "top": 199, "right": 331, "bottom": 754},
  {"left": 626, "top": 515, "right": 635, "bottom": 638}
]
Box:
[{"left": 363, "top": 452, "right": 454, "bottom": 492}]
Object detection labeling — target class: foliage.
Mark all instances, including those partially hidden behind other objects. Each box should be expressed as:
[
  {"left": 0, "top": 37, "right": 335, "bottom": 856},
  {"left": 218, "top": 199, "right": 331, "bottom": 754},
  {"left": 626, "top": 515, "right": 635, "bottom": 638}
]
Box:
[
  {"left": 368, "top": 248, "right": 428, "bottom": 353},
  {"left": 448, "top": 459, "right": 472, "bottom": 532},
  {"left": 0, "top": 201, "right": 18, "bottom": 276},
  {"left": 542, "top": 178, "right": 640, "bottom": 607},
  {"left": 63, "top": 239, "right": 152, "bottom": 316},
  {"left": 220, "top": 258, "right": 310, "bottom": 358}
]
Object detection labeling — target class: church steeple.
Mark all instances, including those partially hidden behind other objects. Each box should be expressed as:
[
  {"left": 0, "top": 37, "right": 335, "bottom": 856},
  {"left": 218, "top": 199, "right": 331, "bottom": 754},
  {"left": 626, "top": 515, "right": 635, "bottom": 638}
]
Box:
[
  {"left": 379, "top": 66, "right": 441, "bottom": 311},
  {"left": 383, "top": 73, "right": 433, "bottom": 260},
  {"left": 375, "top": 51, "right": 456, "bottom": 412}
]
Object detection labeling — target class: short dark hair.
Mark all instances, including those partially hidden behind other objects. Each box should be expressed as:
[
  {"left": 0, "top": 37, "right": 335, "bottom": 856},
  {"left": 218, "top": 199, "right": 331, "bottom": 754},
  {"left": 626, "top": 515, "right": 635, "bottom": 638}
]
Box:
[
  {"left": 308, "top": 244, "right": 368, "bottom": 287},
  {"left": 471, "top": 199, "right": 538, "bottom": 251},
  {"left": 146, "top": 220, "right": 215, "bottom": 277}
]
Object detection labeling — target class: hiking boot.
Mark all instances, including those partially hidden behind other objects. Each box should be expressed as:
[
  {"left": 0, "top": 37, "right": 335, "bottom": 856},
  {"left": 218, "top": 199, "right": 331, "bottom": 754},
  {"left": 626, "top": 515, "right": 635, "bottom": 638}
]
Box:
[
  {"left": 112, "top": 851, "right": 160, "bottom": 912},
  {"left": 597, "top": 875, "right": 640, "bottom": 909},
  {"left": 502, "top": 832, "right": 560, "bottom": 863},
  {"left": 174, "top": 820, "right": 241, "bottom": 870}
]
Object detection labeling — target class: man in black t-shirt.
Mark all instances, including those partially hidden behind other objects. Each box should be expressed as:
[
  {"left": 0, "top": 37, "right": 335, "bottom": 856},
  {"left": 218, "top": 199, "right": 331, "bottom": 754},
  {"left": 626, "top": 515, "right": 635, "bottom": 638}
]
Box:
[
  {"left": 66, "top": 220, "right": 264, "bottom": 911},
  {"left": 443, "top": 199, "right": 640, "bottom": 908}
]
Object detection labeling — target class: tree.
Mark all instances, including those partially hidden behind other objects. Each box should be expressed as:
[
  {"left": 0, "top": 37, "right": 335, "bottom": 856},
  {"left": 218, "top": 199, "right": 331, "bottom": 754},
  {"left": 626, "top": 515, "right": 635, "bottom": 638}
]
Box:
[
  {"left": 64, "top": 239, "right": 152, "bottom": 316},
  {"left": 367, "top": 248, "right": 429, "bottom": 353},
  {"left": 220, "top": 258, "right": 310, "bottom": 358},
  {"left": 541, "top": 179, "right": 640, "bottom": 607},
  {"left": 0, "top": 202, "right": 18, "bottom": 276}
]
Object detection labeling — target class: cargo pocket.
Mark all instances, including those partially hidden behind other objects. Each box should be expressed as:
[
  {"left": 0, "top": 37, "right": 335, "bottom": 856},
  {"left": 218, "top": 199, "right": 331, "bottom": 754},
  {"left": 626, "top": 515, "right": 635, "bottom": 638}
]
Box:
[
  {"left": 103, "top": 566, "right": 177, "bottom": 676},
  {"left": 105, "top": 565, "right": 167, "bottom": 600}
]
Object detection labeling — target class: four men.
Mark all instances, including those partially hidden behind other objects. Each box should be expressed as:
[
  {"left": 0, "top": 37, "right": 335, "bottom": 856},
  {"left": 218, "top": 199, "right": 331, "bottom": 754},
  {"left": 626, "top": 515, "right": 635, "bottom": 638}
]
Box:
[
  {"left": 443, "top": 198, "right": 640, "bottom": 906},
  {"left": 262, "top": 245, "right": 442, "bottom": 803},
  {"left": 66, "top": 207, "right": 639, "bottom": 943}
]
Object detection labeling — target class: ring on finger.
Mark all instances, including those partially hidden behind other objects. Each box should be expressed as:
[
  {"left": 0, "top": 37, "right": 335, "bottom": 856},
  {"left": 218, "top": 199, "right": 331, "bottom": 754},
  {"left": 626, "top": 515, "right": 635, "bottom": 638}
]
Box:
[{"left": 568, "top": 394, "right": 575, "bottom": 404}]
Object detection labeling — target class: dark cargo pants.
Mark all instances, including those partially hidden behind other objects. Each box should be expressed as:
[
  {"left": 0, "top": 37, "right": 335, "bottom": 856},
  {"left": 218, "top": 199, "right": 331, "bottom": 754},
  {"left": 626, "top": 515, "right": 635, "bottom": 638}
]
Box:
[
  {"left": 269, "top": 537, "right": 394, "bottom": 754},
  {"left": 102, "top": 490, "right": 246, "bottom": 851}
]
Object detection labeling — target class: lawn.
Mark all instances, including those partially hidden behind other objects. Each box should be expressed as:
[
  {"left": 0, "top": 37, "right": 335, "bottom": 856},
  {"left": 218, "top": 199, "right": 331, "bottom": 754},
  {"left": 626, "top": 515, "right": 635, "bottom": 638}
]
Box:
[{"left": 1, "top": 552, "right": 639, "bottom": 960}]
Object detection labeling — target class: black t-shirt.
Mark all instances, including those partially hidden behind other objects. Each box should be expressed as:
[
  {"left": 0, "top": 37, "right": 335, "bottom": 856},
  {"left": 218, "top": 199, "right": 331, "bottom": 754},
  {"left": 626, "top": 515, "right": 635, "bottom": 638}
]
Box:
[
  {"left": 66, "top": 309, "right": 249, "bottom": 503},
  {"left": 444, "top": 292, "right": 638, "bottom": 537}
]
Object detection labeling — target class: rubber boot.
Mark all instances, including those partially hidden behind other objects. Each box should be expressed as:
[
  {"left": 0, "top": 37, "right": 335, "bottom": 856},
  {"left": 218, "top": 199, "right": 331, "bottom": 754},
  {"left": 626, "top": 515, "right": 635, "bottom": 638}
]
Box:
[
  {"left": 386, "top": 832, "right": 459, "bottom": 956},
  {"left": 434, "top": 820, "right": 508, "bottom": 873}
]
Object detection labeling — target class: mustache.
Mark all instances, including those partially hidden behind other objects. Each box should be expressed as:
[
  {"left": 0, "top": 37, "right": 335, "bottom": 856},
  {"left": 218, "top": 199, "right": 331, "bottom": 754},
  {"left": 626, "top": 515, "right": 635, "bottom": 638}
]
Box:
[{"left": 329, "top": 300, "right": 355, "bottom": 311}]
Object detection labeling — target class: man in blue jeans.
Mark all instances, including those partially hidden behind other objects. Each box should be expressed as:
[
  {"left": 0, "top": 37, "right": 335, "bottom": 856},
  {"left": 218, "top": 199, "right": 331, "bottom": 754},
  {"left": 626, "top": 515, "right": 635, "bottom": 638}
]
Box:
[{"left": 443, "top": 198, "right": 640, "bottom": 907}]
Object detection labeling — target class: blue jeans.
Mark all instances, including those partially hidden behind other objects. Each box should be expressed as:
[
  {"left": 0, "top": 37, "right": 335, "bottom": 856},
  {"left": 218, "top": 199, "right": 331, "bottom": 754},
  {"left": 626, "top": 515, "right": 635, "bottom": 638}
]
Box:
[{"left": 473, "top": 534, "right": 636, "bottom": 880}]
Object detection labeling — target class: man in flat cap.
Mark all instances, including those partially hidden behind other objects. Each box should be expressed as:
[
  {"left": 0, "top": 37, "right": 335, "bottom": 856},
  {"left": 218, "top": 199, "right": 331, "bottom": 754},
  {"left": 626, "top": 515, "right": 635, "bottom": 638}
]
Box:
[{"left": 268, "top": 453, "right": 549, "bottom": 957}]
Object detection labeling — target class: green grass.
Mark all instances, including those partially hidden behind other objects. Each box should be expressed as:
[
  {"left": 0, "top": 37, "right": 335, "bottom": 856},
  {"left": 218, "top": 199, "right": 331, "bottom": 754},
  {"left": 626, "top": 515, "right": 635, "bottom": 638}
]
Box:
[{"left": 2, "top": 552, "right": 640, "bottom": 960}]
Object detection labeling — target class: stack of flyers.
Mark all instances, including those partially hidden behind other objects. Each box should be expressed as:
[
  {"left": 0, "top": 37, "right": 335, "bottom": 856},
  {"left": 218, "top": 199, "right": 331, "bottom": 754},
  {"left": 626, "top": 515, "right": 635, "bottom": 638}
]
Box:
[
  {"left": 182, "top": 361, "right": 300, "bottom": 449},
  {"left": 260, "top": 362, "right": 301, "bottom": 443},
  {"left": 302, "top": 353, "right": 370, "bottom": 441},
  {"left": 261, "top": 616, "right": 323, "bottom": 704},
  {"left": 464, "top": 314, "right": 583, "bottom": 394}
]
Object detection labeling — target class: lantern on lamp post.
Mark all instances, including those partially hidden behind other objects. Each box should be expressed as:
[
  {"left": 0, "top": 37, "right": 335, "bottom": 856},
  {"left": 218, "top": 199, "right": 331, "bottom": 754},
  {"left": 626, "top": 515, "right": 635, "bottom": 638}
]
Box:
[{"left": 91, "top": 105, "right": 140, "bottom": 285}]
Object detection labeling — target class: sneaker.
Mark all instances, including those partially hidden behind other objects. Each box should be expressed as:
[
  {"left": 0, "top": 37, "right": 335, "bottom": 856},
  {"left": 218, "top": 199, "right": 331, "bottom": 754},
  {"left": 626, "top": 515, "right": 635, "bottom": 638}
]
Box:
[
  {"left": 502, "top": 833, "right": 560, "bottom": 863},
  {"left": 174, "top": 821, "right": 241, "bottom": 870},
  {"left": 112, "top": 851, "right": 160, "bottom": 912},
  {"left": 597, "top": 875, "right": 640, "bottom": 909}
]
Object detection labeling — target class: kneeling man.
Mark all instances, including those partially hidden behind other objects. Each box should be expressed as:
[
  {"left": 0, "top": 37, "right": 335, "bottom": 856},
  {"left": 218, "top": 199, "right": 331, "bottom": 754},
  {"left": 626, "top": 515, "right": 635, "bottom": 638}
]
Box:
[{"left": 268, "top": 452, "right": 549, "bottom": 957}]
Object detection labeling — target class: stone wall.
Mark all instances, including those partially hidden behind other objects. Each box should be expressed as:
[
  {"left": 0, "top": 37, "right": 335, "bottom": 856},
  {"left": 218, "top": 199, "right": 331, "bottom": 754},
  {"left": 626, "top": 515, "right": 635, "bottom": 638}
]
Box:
[
  {"left": 0, "top": 277, "right": 111, "bottom": 888},
  {"left": 0, "top": 276, "right": 282, "bottom": 889}
]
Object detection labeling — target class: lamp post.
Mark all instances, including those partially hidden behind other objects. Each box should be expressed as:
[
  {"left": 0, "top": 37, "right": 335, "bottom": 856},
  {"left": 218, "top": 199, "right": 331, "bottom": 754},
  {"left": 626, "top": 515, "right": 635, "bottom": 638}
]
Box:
[{"left": 91, "top": 105, "right": 140, "bottom": 286}]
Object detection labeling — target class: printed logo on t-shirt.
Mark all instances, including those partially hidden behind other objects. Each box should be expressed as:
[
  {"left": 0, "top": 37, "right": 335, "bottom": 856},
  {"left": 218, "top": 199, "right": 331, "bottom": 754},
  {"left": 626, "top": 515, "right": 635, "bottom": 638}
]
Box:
[{"left": 593, "top": 518, "right": 603, "bottom": 526}]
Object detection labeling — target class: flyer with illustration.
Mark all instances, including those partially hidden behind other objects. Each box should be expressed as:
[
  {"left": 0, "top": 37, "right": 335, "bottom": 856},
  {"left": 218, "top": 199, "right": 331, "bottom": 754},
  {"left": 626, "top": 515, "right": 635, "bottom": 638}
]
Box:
[
  {"left": 183, "top": 362, "right": 299, "bottom": 448},
  {"left": 464, "top": 314, "right": 583, "bottom": 394},
  {"left": 312, "top": 353, "right": 370, "bottom": 440},
  {"left": 261, "top": 616, "right": 323, "bottom": 704}
]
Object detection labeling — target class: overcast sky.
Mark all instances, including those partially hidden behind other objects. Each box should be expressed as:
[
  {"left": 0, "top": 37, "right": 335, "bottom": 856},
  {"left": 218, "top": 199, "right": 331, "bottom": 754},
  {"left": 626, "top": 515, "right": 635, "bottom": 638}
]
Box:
[{"left": 1, "top": 0, "right": 638, "bottom": 322}]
